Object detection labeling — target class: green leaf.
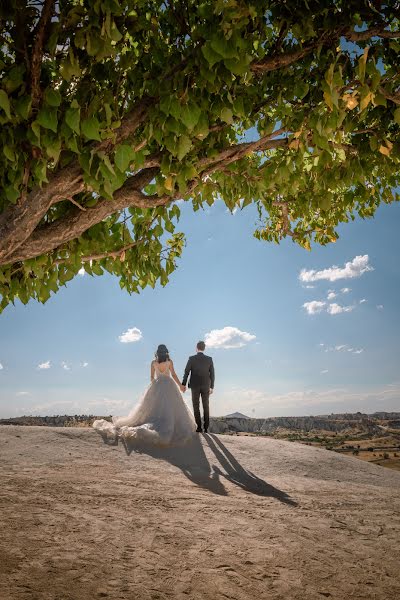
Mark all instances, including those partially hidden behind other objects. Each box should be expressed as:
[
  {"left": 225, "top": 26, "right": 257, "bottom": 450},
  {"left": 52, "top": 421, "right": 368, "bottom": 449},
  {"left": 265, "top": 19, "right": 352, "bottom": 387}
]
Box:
[
  {"left": 357, "top": 47, "right": 369, "bottom": 83},
  {"left": 15, "top": 95, "right": 32, "bottom": 119},
  {"left": 110, "top": 21, "right": 123, "bottom": 42},
  {"left": 5, "top": 185, "right": 20, "bottom": 203},
  {"left": 60, "top": 53, "right": 81, "bottom": 81},
  {"left": 46, "top": 138, "right": 62, "bottom": 163},
  {"left": 91, "top": 263, "right": 103, "bottom": 276},
  {"left": 224, "top": 55, "right": 251, "bottom": 76},
  {"left": 65, "top": 134, "right": 79, "bottom": 153},
  {"left": 65, "top": 107, "right": 81, "bottom": 134},
  {"left": 104, "top": 103, "right": 112, "bottom": 126},
  {"left": 81, "top": 117, "right": 101, "bottom": 141},
  {"left": 0, "top": 89, "right": 11, "bottom": 119},
  {"left": 114, "top": 144, "right": 136, "bottom": 172},
  {"left": 176, "top": 135, "right": 192, "bottom": 160},
  {"left": 33, "top": 160, "right": 48, "bottom": 185},
  {"left": 37, "top": 107, "right": 58, "bottom": 133},
  {"left": 210, "top": 35, "right": 237, "bottom": 59},
  {"left": 220, "top": 107, "right": 233, "bottom": 124},
  {"left": 86, "top": 32, "right": 102, "bottom": 56},
  {"left": 101, "top": 153, "right": 116, "bottom": 176},
  {"left": 394, "top": 108, "right": 400, "bottom": 126},
  {"left": 44, "top": 88, "right": 62, "bottom": 107},
  {"left": 194, "top": 113, "right": 209, "bottom": 139},
  {"left": 3, "top": 145, "right": 15, "bottom": 162},
  {"left": 233, "top": 97, "right": 245, "bottom": 116},
  {"left": 31, "top": 121, "right": 41, "bottom": 145},
  {"left": 180, "top": 103, "right": 202, "bottom": 131},
  {"left": 201, "top": 43, "right": 221, "bottom": 67}
]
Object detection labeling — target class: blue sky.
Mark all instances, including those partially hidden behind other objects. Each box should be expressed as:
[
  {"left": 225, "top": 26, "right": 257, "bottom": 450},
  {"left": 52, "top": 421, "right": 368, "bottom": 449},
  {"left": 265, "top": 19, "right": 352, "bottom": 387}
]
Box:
[{"left": 0, "top": 199, "right": 399, "bottom": 418}]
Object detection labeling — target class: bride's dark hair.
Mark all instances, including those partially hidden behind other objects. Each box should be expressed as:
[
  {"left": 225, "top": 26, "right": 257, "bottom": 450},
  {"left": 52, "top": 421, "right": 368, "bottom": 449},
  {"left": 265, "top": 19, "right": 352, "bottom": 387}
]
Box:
[{"left": 155, "top": 344, "right": 170, "bottom": 363}]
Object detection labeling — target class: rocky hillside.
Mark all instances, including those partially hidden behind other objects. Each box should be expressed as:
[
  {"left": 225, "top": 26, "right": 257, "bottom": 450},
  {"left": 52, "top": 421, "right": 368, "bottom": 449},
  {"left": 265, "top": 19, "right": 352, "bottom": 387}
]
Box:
[
  {"left": 208, "top": 413, "right": 400, "bottom": 435},
  {"left": 1, "top": 412, "right": 399, "bottom": 435}
]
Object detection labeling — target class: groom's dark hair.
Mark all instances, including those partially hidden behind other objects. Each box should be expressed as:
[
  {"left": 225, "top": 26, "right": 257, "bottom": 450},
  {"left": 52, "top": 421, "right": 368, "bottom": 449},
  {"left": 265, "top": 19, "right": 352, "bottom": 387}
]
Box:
[{"left": 197, "top": 341, "right": 206, "bottom": 351}]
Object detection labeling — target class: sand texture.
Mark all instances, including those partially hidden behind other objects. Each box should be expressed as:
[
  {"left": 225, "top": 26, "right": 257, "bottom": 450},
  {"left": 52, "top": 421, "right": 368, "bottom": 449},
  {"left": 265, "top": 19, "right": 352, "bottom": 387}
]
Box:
[{"left": 1, "top": 425, "right": 399, "bottom": 600}]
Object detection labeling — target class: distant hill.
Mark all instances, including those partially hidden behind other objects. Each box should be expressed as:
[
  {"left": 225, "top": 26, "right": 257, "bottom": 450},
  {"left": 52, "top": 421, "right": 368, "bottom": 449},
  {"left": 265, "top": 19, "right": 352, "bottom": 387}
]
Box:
[{"left": 225, "top": 412, "right": 251, "bottom": 419}]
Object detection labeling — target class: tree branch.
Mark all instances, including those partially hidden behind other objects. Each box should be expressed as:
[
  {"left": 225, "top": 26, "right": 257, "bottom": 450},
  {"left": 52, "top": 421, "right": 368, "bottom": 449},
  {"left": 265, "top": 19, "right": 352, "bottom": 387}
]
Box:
[
  {"left": 30, "top": 0, "right": 55, "bottom": 109},
  {"left": 1, "top": 131, "right": 290, "bottom": 265},
  {"left": 54, "top": 240, "right": 140, "bottom": 267},
  {"left": 0, "top": 98, "right": 152, "bottom": 262},
  {"left": 0, "top": 164, "right": 84, "bottom": 263},
  {"left": 251, "top": 44, "right": 317, "bottom": 74},
  {"left": 1, "top": 168, "right": 169, "bottom": 265},
  {"left": 96, "top": 97, "right": 153, "bottom": 152},
  {"left": 347, "top": 26, "right": 400, "bottom": 42},
  {"left": 379, "top": 87, "right": 400, "bottom": 105},
  {"left": 251, "top": 25, "right": 400, "bottom": 75},
  {"left": 197, "top": 130, "right": 287, "bottom": 176}
]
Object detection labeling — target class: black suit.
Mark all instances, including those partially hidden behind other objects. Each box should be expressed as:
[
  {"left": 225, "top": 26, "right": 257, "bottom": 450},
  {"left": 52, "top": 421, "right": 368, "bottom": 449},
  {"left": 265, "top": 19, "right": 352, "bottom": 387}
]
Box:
[{"left": 182, "top": 353, "right": 215, "bottom": 430}]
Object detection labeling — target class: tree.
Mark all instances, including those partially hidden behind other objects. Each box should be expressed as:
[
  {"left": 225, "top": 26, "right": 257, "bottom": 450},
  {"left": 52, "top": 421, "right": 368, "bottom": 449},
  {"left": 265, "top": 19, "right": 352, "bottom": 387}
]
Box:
[{"left": 0, "top": 0, "right": 399, "bottom": 311}]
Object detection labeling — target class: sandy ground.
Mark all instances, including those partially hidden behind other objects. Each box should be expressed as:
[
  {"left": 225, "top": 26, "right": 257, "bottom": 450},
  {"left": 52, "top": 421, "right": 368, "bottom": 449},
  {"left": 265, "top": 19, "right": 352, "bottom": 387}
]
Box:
[{"left": 1, "top": 425, "right": 400, "bottom": 600}]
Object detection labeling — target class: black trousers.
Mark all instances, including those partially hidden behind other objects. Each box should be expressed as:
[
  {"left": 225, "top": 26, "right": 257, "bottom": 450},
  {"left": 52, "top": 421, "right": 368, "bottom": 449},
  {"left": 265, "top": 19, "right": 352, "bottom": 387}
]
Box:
[{"left": 191, "top": 387, "right": 210, "bottom": 430}]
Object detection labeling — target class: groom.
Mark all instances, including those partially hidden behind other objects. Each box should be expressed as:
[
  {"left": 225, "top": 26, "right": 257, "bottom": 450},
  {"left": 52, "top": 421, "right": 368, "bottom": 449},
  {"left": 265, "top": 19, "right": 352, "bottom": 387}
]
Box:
[{"left": 182, "top": 341, "right": 215, "bottom": 433}]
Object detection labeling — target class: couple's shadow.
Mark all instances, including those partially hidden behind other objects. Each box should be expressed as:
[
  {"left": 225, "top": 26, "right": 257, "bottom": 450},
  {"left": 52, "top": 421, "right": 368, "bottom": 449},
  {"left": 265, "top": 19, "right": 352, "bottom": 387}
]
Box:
[{"left": 100, "top": 431, "right": 296, "bottom": 505}]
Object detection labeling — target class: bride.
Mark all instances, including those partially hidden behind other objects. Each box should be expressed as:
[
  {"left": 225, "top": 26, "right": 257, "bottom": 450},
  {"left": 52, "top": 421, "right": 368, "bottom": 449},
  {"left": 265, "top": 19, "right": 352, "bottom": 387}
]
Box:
[{"left": 92, "top": 344, "right": 197, "bottom": 446}]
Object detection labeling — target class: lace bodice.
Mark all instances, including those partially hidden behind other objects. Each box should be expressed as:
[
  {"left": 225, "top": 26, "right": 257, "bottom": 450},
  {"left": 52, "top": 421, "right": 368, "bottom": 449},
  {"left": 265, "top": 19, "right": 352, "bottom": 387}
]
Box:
[{"left": 154, "top": 361, "right": 171, "bottom": 378}]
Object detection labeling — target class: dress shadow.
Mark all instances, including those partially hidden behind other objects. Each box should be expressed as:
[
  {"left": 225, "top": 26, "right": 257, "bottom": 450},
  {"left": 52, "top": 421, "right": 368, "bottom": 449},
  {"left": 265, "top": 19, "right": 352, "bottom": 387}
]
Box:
[
  {"left": 96, "top": 430, "right": 296, "bottom": 504},
  {"left": 120, "top": 433, "right": 227, "bottom": 495}
]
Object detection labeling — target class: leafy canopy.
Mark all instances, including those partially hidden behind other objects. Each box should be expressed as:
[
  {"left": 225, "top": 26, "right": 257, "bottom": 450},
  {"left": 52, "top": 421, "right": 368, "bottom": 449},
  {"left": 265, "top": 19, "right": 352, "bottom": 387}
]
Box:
[{"left": 0, "top": 0, "right": 399, "bottom": 311}]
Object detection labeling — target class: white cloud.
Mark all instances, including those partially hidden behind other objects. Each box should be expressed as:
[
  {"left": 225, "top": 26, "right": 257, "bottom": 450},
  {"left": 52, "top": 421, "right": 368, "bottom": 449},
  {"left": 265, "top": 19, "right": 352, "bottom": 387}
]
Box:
[
  {"left": 38, "top": 361, "right": 51, "bottom": 370},
  {"left": 78, "top": 267, "right": 85, "bottom": 276},
  {"left": 341, "top": 287, "right": 351, "bottom": 294},
  {"left": 304, "top": 300, "right": 355, "bottom": 316},
  {"left": 359, "top": 298, "right": 367, "bottom": 304},
  {"left": 303, "top": 301, "right": 326, "bottom": 314},
  {"left": 204, "top": 326, "right": 256, "bottom": 349},
  {"left": 321, "top": 370, "right": 329, "bottom": 374},
  {"left": 327, "top": 291, "right": 336, "bottom": 300},
  {"left": 61, "top": 361, "right": 71, "bottom": 371},
  {"left": 299, "top": 255, "right": 373, "bottom": 283},
  {"left": 81, "top": 362, "right": 89, "bottom": 368},
  {"left": 377, "top": 304, "right": 384, "bottom": 310},
  {"left": 326, "top": 303, "right": 354, "bottom": 315},
  {"left": 0, "top": 363, "right": 3, "bottom": 370},
  {"left": 322, "top": 344, "right": 364, "bottom": 354},
  {"left": 119, "top": 327, "right": 143, "bottom": 343},
  {"left": 304, "top": 285, "right": 315, "bottom": 289},
  {"left": 16, "top": 391, "right": 30, "bottom": 396}
]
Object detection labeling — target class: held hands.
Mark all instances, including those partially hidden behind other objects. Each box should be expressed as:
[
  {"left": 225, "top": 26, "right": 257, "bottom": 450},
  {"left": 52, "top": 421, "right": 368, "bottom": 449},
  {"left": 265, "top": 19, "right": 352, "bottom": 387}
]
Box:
[
  {"left": 210, "top": 388, "right": 214, "bottom": 395},
  {"left": 180, "top": 384, "right": 187, "bottom": 393}
]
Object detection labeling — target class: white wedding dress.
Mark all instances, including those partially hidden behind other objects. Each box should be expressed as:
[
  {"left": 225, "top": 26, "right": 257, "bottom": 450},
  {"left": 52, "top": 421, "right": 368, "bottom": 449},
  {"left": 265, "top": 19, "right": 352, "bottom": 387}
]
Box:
[{"left": 92, "top": 361, "right": 197, "bottom": 446}]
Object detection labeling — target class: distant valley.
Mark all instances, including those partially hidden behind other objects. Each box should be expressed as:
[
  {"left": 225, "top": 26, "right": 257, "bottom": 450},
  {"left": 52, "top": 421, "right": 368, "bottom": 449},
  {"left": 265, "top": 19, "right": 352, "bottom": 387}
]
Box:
[{"left": 1, "top": 411, "right": 399, "bottom": 470}]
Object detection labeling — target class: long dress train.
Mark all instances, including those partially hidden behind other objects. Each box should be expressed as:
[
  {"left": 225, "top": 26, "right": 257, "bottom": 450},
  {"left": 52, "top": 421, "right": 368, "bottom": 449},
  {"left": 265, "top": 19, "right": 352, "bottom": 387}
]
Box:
[{"left": 92, "top": 362, "right": 196, "bottom": 446}]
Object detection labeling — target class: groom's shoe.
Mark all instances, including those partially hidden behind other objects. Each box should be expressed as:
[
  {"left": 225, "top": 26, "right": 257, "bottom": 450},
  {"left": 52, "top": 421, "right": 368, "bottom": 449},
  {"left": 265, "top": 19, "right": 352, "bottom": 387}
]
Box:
[
  {"left": 196, "top": 427, "right": 203, "bottom": 433},
  {"left": 203, "top": 428, "right": 208, "bottom": 433}
]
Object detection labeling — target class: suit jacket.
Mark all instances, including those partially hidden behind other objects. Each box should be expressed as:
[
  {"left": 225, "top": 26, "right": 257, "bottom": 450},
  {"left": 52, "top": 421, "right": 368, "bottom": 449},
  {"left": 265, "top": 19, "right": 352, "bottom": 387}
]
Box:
[{"left": 182, "top": 353, "right": 215, "bottom": 390}]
